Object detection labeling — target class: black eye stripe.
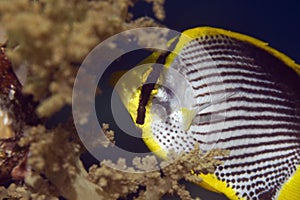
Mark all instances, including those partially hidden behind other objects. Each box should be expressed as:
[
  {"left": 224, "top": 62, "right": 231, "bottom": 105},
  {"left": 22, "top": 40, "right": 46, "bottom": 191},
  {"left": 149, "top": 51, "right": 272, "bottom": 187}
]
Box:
[
  {"left": 136, "top": 37, "right": 179, "bottom": 125},
  {"left": 136, "top": 62, "right": 162, "bottom": 125}
]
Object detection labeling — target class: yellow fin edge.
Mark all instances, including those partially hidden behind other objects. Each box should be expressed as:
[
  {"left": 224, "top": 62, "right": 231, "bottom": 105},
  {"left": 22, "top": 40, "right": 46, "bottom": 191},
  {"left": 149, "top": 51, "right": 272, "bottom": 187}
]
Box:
[
  {"left": 278, "top": 165, "right": 300, "bottom": 200},
  {"left": 166, "top": 27, "right": 300, "bottom": 75},
  {"left": 195, "top": 172, "right": 245, "bottom": 200}
]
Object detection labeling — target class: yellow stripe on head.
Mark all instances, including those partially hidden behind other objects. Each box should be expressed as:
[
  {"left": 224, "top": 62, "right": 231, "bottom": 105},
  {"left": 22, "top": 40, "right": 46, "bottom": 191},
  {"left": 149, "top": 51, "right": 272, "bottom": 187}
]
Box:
[
  {"left": 125, "top": 67, "right": 155, "bottom": 127},
  {"left": 127, "top": 77, "right": 168, "bottom": 159},
  {"left": 113, "top": 57, "right": 168, "bottom": 159}
]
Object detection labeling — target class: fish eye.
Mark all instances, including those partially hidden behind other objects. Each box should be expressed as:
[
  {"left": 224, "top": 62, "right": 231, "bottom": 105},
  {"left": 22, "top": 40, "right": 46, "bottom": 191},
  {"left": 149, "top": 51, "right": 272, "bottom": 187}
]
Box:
[{"left": 151, "top": 103, "right": 167, "bottom": 121}]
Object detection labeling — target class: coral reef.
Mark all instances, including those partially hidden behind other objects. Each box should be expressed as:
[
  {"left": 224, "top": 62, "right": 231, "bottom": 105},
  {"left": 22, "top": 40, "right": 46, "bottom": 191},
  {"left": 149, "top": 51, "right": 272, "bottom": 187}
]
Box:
[
  {"left": 0, "top": 0, "right": 162, "bottom": 117},
  {"left": 0, "top": 46, "right": 38, "bottom": 185},
  {"left": 0, "top": 0, "right": 227, "bottom": 199}
]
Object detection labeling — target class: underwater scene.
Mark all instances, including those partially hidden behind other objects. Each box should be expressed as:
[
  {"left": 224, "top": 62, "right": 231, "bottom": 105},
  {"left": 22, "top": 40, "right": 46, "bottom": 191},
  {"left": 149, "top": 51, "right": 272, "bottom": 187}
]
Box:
[{"left": 0, "top": 1, "right": 300, "bottom": 200}]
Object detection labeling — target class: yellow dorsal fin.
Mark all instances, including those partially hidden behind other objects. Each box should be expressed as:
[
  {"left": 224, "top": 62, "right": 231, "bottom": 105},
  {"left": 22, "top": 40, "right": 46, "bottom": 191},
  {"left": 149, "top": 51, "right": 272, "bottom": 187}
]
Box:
[{"left": 165, "top": 27, "right": 300, "bottom": 75}]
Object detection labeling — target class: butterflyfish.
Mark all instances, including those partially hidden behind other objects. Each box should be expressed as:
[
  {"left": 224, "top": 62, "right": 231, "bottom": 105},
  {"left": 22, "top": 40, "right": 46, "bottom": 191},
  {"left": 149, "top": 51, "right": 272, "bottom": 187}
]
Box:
[{"left": 116, "top": 27, "right": 300, "bottom": 200}]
